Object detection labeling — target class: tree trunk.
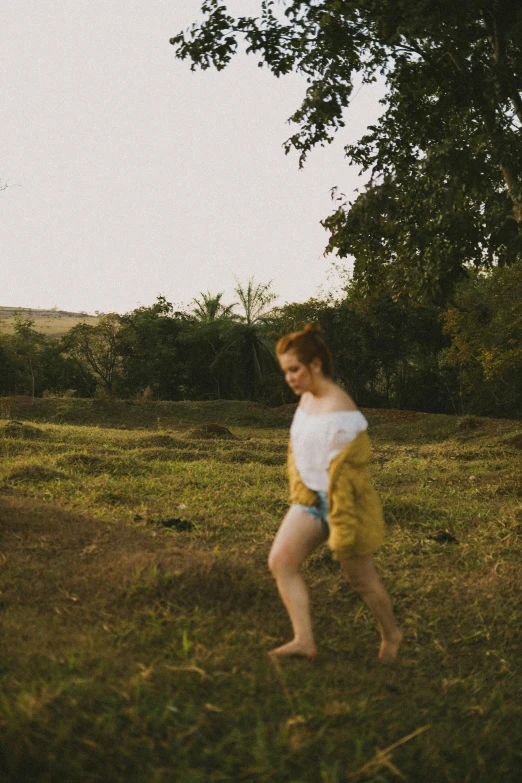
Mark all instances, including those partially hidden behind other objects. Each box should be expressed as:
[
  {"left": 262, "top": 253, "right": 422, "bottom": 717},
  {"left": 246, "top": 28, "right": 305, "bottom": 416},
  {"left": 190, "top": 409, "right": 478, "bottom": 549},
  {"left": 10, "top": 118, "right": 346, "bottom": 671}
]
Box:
[{"left": 29, "top": 355, "right": 35, "bottom": 404}]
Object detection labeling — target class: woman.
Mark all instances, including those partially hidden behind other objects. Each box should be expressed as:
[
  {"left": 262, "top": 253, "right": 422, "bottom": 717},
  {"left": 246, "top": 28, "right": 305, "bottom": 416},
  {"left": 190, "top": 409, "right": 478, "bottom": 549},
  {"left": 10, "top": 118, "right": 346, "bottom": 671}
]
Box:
[{"left": 268, "top": 324, "right": 402, "bottom": 661}]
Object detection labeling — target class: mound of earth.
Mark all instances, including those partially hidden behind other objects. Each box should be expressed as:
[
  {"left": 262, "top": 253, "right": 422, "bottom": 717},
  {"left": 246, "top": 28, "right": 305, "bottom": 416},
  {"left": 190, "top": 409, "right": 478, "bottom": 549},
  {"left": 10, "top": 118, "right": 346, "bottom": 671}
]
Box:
[
  {"left": 456, "top": 415, "right": 482, "bottom": 431},
  {"left": 0, "top": 493, "right": 267, "bottom": 664},
  {"left": 505, "top": 433, "right": 522, "bottom": 450},
  {"left": 1, "top": 421, "right": 43, "bottom": 439},
  {"left": 188, "top": 423, "right": 235, "bottom": 439},
  {"left": 5, "top": 465, "right": 66, "bottom": 483}
]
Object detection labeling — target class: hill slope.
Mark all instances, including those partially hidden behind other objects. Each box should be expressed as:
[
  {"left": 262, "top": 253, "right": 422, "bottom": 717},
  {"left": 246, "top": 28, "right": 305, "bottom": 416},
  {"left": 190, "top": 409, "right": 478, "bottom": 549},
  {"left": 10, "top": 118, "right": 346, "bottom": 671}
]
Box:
[{"left": 0, "top": 305, "right": 100, "bottom": 337}]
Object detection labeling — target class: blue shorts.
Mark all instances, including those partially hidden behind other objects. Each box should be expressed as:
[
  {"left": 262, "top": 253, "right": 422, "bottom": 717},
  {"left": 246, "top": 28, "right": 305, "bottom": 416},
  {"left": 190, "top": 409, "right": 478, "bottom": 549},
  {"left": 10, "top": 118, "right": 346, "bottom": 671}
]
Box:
[{"left": 293, "top": 491, "right": 330, "bottom": 533}]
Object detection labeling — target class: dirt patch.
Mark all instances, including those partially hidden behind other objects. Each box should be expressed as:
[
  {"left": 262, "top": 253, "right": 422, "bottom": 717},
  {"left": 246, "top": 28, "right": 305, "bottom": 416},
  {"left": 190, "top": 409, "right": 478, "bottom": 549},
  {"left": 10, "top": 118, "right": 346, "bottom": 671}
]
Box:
[{"left": 188, "top": 423, "right": 235, "bottom": 439}]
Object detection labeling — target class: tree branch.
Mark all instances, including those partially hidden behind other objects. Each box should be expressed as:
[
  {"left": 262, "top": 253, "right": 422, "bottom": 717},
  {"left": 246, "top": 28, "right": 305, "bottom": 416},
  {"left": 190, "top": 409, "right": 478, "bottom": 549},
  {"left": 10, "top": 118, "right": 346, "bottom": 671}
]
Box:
[
  {"left": 481, "top": 10, "right": 522, "bottom": 125},
  {"left": 446, "top": 49, "right": 468, "bottom": 75}
]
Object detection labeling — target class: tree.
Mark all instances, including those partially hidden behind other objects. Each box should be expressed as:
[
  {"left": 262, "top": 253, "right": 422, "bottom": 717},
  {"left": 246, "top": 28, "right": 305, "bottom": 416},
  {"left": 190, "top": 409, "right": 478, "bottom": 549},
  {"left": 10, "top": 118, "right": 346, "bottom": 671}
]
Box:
[
  {"left": 234, "top": 278, "right": 276, "bottom": 325},
  {"left": 63, "top": 315, "right": 122, "bottom": 395},
  {"left": 271, "top": 297, "right": 357, "bottom": 402},
  {"left": 118, "top": 296, "right": 200, "bottom": 400},
  {"left": 12, "top": 317, "right": 47, "bottom": 401},
  {"left": 0, "top": 319, "right": 96, "bottom": 399},
  {"left": 441, "top": 262, "right": 522, "bottom": 415},
  {"left": 343, "top": 279, "right": 450, "bottom": 410},
  {"left": 186, "top": 291, "right": 238, "bottom": 398},
  {"left": 171, "top": 1, "right": 522, "bottom": 299},
  {"left": 212, "top": 278, "right": 279, "bottom": 400},
  {"left": 273, "top": 288, "right": 450, "bottom": 411},
  {"left": 191, "top": 290, "right": 238, "bottom": 322}
]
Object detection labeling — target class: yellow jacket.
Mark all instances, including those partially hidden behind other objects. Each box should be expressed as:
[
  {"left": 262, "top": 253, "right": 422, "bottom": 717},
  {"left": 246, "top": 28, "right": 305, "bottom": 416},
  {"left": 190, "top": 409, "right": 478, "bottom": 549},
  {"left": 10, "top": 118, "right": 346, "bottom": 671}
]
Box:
[{"left": 287, "top": 430, "right": 384, "bottom": 560}]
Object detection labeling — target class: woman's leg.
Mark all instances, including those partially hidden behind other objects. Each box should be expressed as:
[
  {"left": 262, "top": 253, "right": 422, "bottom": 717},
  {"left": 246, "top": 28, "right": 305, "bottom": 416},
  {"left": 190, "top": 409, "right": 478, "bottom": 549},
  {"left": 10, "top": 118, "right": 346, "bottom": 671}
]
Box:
[
  {"left": 341, "top": 555, "right": 403, "bottom": 662},
  {"left": 268, "top": 506, "right": 328, "bottom": 657}
]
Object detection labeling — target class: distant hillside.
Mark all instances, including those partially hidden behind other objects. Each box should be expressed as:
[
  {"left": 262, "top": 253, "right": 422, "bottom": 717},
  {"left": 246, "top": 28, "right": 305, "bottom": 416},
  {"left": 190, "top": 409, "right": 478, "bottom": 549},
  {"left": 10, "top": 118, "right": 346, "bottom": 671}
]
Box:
[{"left": 0, "top": 306, "right": 100, "bottom": 338}]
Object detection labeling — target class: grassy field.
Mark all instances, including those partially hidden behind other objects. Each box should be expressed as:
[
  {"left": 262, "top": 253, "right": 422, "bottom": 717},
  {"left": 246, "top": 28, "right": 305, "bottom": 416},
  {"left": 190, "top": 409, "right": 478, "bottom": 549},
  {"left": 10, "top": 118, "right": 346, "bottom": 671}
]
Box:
[
  {"left": 0, "top": 306, "right": 99, "bottom": 338},
  {"left": 0, "top": 398, "right": 521, "bottom": 782}
]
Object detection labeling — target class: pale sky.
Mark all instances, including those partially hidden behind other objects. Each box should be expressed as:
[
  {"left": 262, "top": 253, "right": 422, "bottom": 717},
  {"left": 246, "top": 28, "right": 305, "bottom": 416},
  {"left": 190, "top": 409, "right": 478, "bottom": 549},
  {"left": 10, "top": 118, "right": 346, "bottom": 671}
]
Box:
[{"left": 1, "top": 0, "right": 383, "bottom": 315}]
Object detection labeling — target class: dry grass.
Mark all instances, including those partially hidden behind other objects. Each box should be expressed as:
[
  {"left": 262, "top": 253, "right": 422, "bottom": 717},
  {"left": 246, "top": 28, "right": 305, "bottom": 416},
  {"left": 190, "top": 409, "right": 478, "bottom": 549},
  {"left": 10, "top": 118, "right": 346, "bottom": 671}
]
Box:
[
  {"left": 0, "top": 400, "right": 521, "bottom": 782},
  {"left": 0, "top": 306, "right": 99, "bottom": 337}
]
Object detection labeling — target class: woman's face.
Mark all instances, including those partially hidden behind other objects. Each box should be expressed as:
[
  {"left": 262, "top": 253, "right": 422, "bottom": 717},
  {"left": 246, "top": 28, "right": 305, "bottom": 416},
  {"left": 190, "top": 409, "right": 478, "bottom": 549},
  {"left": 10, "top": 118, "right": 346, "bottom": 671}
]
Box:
[{"left": 278, "top": 350, "right": 320, "bottom": 396}]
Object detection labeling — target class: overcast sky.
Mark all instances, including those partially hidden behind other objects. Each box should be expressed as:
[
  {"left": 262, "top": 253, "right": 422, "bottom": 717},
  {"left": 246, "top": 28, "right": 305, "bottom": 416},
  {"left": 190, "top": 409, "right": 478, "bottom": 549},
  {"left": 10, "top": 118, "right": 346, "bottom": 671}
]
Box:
[{"left": 1, "top": 0, "right": 383, "bottom": 315}]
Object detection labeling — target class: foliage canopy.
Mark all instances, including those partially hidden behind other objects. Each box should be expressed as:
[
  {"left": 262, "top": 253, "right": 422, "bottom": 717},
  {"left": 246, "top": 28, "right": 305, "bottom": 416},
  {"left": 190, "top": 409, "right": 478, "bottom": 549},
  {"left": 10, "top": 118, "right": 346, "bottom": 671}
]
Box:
[
  {"left": 2, "top": 274, "right": 522, "bottom": 415},
  {"left": 171, "top": 0, "right": 522, "bottom": 299}
]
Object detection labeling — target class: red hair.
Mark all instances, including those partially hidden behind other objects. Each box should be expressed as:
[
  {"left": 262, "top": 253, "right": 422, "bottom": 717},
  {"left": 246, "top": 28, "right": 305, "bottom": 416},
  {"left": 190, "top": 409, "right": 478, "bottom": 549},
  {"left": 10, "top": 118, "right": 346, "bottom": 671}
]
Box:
[{"left": 276, "top": 323, "right": 334, "bottom": 378}]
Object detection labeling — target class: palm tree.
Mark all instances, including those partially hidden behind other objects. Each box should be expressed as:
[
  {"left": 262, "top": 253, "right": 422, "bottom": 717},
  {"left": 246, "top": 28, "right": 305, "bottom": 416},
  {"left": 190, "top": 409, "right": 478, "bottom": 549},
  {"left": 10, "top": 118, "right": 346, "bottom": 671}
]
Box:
[
  {"left": 187, "top": 291, "right": 238, "bottom": 399},
  {"left": 190, "top": 291, "right": 237, "bottom": 323},
  {"left": 212, "top": 279, "right": 279, "bottom": 400},
  {"left": 234, "top": 278, "right": 276, "bottom": 325}
]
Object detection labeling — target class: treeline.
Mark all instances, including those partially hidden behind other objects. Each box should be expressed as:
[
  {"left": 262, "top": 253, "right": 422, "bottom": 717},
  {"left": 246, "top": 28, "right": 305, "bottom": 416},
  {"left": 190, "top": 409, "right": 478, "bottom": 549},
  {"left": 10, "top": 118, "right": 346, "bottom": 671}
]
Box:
[{"left": 1, "top": 268, "right": 521, "bottom": 418}]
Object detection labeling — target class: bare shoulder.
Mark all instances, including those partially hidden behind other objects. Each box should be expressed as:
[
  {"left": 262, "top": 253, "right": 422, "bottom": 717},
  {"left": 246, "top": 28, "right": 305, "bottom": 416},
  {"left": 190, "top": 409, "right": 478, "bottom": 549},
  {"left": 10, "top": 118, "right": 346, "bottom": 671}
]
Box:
[
  {"left": 303, "top": 383, "right": 358, "bottom": 413},
  {"left": 328, "top": 385, "right": 358, "bottom": 412},
  {"left": 301, "top": 384, "right": 359, "bottom": 414},
  {"left": 298, "top": 392, "right": 314, "bottom": 413}
]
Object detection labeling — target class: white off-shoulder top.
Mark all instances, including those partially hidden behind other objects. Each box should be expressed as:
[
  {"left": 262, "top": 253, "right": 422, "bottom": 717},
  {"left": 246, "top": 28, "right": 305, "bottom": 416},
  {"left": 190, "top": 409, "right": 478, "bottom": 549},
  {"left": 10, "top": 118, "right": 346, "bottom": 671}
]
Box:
[{"left": 290, "top": 407, "right": 368, "bottom": 492}]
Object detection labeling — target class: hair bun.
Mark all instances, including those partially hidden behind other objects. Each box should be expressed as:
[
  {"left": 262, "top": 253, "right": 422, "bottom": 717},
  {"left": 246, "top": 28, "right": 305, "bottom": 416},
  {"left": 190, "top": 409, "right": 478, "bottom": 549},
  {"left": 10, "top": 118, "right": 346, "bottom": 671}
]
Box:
[{"left": 304, "top": 323, "right": 322, "bottom": 334}]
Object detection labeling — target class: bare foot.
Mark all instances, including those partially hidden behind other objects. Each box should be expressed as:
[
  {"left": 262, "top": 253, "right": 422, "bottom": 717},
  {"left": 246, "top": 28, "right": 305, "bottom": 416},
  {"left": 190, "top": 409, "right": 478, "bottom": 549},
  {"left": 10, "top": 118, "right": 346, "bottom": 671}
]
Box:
[
  {"left": 378, "top": 628, "right": 404, "bottom": 663},
  {"left": 269, "top": 639, "right": 317, "bottom": 659}
]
